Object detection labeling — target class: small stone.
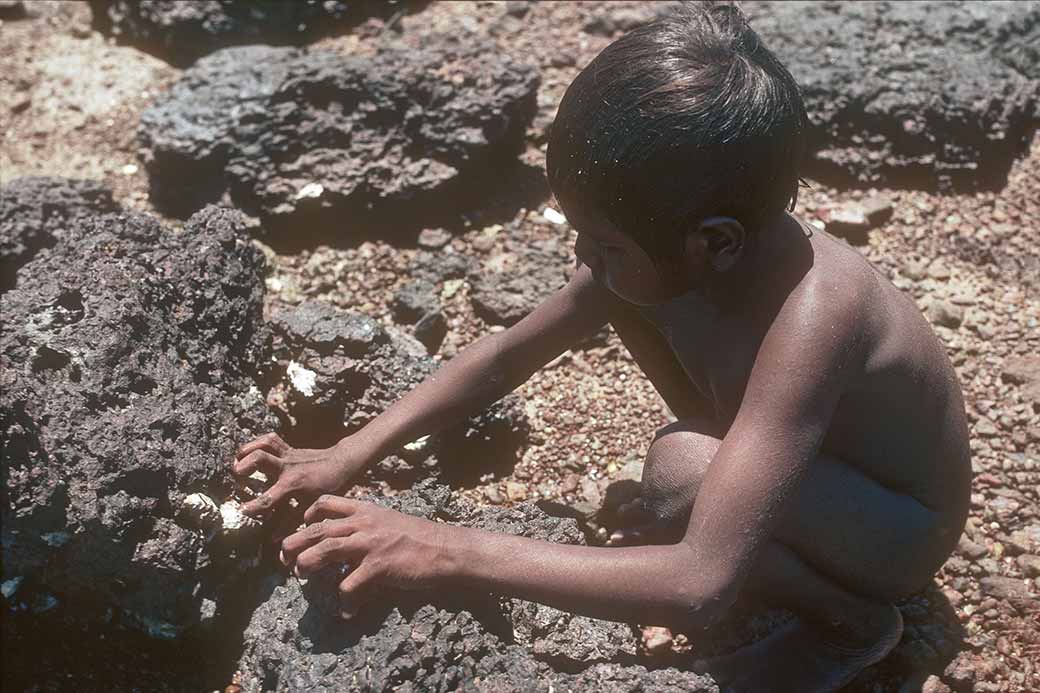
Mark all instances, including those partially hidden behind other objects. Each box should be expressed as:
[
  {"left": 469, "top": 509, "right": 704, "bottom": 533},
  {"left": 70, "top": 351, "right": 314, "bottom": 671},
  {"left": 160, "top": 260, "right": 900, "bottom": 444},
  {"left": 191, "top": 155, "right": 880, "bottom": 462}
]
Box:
[
  {"left": 417, "top": 227, "right": 452, "bottom": 250},
  {"left": 392, "top": 279, "right": 439, "bottom": 324},
  {"left": 926, "top": 299, "right": 963, "bottom": 329},
  {"left": 641, "top": 625, "right": 673, "bottom": 654},
  {"left": 927, "top": 260, "right": 951, "bottom": 280},
  {"left": 902, "top": 259, "right": 929, "bottom": 281},
  {"left": 485, "top": 486, "right": 504, "bottom": 504},
  {"left": 504, "top": 1, "right": 530, "bottom": 18},
  {"left": 1016, "top": 554, "right": 1040, "bottom": 578},
  {"left": 560, "top": 473, "right": 580, "bottom": 494},
  {"left": 505, "top": 481, "right": 528, "bottom": 502},
  {"left": 973, "top": 419, "right": 998, "bottom": 437},
  {"left": 921, "top": 674, "right": 951, "bottom": 693},
  {"left": 979, "top": 575, "right": 1031, "bottom": 600},
  {"left": 824, "top": 196, "right": 894, "bottom": 244},
  {"left": 442, "top": 279, "right": 464, "bottom": 300},
  {"left": 957, "top": 536, "right": 988, "bottom": 560}
]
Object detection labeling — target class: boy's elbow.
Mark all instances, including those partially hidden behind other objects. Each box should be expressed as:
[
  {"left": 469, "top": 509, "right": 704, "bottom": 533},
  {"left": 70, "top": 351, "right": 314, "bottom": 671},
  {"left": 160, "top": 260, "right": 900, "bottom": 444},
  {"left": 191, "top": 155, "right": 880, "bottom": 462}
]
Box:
[
  {"left": 669, "top": 561, "right": 741, "bottom": 631},
  {"left": 680, "top": 583, "right": 738, "bottom": 632}
]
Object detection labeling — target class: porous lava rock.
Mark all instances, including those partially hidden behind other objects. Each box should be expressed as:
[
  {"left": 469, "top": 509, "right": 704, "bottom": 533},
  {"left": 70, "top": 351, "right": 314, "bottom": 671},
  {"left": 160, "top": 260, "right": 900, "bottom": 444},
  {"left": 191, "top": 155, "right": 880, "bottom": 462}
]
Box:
[
  {"left": 469, "top": 238, "right": 572, "bottom": 326},
  {"left": 0, "top": 176, "right": 120, "bottom": 292},
  {"left": 268, "top": 300, "right": 528, "bottom": 486},
  {"left": 137, "top": 45, "right": 300, "bottom": 217},
  {"left": 744, "top": 0, "right": 1039, "bottom": 191},
  {"left": 88, "top": 0, "right": 408, "bottom": 68},
  {"left": 235, "top": 481, "right": 718, "bottom": 692},
  {"left": 1, "top": 204, "right": 276, "bottom": 654},
  {"left": 140, "top": 35, "right": 539, "bottom": 238}
]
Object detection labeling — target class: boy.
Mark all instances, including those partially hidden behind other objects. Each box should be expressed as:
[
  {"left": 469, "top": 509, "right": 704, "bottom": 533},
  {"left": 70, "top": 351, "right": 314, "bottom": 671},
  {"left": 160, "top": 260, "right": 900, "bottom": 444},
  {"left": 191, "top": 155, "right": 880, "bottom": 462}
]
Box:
[{"left": 232, "top": 4, "right": 971, "bottom": 691}]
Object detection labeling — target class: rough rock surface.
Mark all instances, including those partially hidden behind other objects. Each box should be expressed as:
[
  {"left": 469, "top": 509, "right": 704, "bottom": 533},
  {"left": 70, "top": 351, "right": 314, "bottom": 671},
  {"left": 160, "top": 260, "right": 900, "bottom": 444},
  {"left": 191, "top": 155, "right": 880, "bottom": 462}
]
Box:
[
  {"left": 140, "top": 35, "right": 539, "bottom": 237},
  {"left": 469, "top": 238, "right": 572, "bottom": 326},
  {"left": 236, "top": 481, "right": 717, "bottom": 692},
  {"left": 1, "top": 203, "right": 276, "bottom": 650},
  {"left": 0, "top": 176, "right": 120, "bottom": 291},
  {"left": 268, "top": 300, "right": 528, "bottom": 486},
  {"left": 88, "top": 0, "right": 406, "bottom": 68},
  {"left": 137, "top": 45, "right": 300, "bottom": 216},
  {"left": 744, "top": 0, "right": 1039, "bottom": 191}
]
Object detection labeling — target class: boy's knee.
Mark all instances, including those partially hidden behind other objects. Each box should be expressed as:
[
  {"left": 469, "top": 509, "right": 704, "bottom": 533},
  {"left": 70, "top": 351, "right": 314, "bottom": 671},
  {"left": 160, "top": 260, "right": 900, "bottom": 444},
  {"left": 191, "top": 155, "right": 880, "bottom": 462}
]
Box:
[{"left": 641, "top": 420, "right": 721, "bottom": 528}]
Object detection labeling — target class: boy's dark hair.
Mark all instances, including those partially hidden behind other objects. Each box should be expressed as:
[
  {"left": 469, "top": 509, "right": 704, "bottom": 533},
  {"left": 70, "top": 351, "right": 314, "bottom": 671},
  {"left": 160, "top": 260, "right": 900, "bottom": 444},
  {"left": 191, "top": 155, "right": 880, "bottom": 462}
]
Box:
[{"left": 547, "top": 1, "right": 809, "bottom": 264}]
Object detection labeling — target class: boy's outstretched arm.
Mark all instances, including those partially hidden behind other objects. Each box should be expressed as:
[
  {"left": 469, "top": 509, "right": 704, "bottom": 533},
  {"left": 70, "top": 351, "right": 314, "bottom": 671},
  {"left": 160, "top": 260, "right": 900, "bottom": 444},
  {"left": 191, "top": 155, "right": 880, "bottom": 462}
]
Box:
[
  {"left": 281, "top": 281, "right": 863, "bottom": 628},
  {"left": 235, "top": 266, "right": 614, "bottom": 514}
]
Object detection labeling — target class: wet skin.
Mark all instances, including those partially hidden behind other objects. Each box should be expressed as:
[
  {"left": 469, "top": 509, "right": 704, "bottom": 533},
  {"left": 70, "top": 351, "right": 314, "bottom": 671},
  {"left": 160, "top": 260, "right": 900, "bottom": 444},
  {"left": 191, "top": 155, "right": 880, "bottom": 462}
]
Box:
[{"left": 241, "top": 209, "right": 971, "bottom": 692}]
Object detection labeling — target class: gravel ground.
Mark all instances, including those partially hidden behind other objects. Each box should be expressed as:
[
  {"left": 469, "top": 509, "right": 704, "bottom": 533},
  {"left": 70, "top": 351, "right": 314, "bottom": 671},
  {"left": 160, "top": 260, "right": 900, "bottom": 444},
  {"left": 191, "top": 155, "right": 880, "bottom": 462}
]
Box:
[{"left": 2, "top": 2, "right": 1037, "bottom": 691}]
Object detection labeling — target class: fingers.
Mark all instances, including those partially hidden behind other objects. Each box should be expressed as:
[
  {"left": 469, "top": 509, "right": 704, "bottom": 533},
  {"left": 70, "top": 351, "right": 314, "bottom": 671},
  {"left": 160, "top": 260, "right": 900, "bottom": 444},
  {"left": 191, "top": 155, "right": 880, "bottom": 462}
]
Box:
[
  {"left": 293, "top": 535, "right": 365, "bottom": 578},
  {"left": 338, "top": 563, "right": 379, "bottom": 620},
  {"left": 241, "top": 478, "right": 293, "bottom": 516},
  {"left": 236, "top": 432, "right": 289, "bottom": 461},
  {"left": 233, "top": 449, "right": 283, "bottom": 477},
  {"left": 303, "top": 495, "right": 359, "bottom": 524},
  {"left": 280, "top": 518, "right": 354, "bottom": 567}
]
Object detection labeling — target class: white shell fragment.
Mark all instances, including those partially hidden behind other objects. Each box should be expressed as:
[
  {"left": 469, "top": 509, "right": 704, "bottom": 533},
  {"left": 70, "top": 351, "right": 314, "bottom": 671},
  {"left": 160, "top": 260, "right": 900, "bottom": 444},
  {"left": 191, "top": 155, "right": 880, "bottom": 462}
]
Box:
[
  {"left": 403, "top": 434, "right": 431, "bottom": 453},
  {"left": 219, "top": 500, "right": 260, "bottom": 532},
  {"left": 542, "top": 207, "right": 567, "bottom": 225},
  {"left": 287, "top": 360, "right": 317, "bottom": 397},
  {"left": 294, "top": 182, "right": 324, "bottom": 200}
]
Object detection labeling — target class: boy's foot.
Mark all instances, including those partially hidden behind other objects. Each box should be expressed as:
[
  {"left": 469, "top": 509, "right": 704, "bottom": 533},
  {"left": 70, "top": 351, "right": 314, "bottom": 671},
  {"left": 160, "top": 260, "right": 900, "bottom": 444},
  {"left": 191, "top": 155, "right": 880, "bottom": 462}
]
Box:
[{"left": 695, "top": 604, "right": 903, "bottom": 693}]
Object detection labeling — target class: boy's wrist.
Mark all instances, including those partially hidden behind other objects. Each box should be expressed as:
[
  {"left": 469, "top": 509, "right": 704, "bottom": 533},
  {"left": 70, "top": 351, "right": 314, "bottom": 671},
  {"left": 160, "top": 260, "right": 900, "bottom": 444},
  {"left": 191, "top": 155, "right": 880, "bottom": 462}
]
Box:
[{"left": 432, "top": 523, "right": 481, "bottom": 585}]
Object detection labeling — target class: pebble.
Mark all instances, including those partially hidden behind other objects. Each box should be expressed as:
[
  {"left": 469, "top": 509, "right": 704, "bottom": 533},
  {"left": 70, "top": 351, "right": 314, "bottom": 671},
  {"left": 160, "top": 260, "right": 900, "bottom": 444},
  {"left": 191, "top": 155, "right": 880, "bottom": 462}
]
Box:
[
  {"left": 979, "top": 575, "right": 1031, "bottom": 600},
  {"left": 417, "top": 227, "right": 452, "bottom": 250},
  {"left": 505, "top": 481, "right": 528, "bottom": 502},
  {"left": 641, "top": 625, "right": 673, "bottom": 654},
  {"left": 926, "top": 299, "right": 964, "bottom": 328},
  {"left": 957, "top": 536, "right": 988, "bottom": 560},
  {"left": 1016, "top": 554, "right": 1040, "bottom": 578}
]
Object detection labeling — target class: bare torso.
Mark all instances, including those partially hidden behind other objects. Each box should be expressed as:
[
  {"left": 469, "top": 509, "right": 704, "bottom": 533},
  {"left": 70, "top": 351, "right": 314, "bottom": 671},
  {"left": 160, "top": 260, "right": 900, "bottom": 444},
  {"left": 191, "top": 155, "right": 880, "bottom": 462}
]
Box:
[{"left": 637, "top": 223, "right": 971, "bottom": 513}]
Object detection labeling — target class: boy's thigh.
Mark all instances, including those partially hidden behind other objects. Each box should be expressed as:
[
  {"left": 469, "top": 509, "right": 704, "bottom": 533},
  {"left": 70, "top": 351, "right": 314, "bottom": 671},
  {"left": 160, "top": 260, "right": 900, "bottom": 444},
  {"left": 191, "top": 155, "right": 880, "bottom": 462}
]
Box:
[
  {"left": 644, "top": 422, "right": 948, "bottom": 601},
  {"left": 774, "top": 453, "right": 951, "bottom": 601}
]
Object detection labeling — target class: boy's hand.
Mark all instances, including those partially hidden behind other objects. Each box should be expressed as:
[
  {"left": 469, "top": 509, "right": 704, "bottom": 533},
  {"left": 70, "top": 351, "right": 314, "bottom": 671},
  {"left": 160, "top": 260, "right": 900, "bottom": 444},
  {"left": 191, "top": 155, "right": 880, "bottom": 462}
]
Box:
[
  {"left": 232, "top": 433, "right": 369, "bottom": 516},
  {"left": 279, "top": 496, "right": 451, "bottom": 619}
]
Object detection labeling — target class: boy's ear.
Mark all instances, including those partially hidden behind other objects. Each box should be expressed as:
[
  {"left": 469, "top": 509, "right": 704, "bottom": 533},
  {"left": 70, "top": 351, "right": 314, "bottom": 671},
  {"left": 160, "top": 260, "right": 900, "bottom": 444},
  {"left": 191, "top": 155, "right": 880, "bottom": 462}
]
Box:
[{"left": 687, "top": 216, "right": 746, "bottom": 272}]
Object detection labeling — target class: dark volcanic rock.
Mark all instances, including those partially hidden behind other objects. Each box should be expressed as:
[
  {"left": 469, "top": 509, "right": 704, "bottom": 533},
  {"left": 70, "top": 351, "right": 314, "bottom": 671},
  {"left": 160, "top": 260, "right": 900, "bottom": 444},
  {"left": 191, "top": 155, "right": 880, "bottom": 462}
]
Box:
[
  {"left": 1, "top": 205, "right": 275, "bottom": 650},
  {"left": 392, "top": 278, "right": 440, "bottom": 324},
  {"left": 0, "top": 1, "right": 26, "bottom": 20},
  {"left": 269, "top": 300, "right": 527, "bottom": 485},
  {"left": 141, "top": 35, "right": 539, "bottom": 238},
  {"left": 410, "top": 250, "right": 477, "bottom": 284},
  {"left": 0, "top": 177, "right": 119, "bottom": 292},
  {"left": 236, "top": 481, "right": 717, "bottom": 692},
  {"left": 744, "top": 0, "right": 1039, "bottom": 191},
  {"left": 88, "top": 0, "right": 407, "bottom": 68},
  {"left": 225, "top": 36, "right": 538, "bottom": 240},
  {"left": 138, "top": 45, "right": 300, "bottom": 217},
  {"left": 469, "top": 238, "right": 571, "bottom": 326}
]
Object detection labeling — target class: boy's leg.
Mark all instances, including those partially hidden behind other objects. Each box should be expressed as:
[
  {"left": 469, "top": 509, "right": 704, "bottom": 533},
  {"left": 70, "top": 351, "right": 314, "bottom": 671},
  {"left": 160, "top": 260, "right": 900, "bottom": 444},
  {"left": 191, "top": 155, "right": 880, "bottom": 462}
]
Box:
[{"left": 624, "top": 423, "right": 960, "bottom": 692}]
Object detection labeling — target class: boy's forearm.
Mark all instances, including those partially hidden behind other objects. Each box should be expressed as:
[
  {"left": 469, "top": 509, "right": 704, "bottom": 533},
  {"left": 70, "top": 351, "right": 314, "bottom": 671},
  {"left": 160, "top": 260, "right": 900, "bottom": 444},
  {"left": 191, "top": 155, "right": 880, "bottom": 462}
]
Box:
[
  {"left": 348, "top": 332, "right": 520, "bottom": 461},
  {"left": 437, "top": 525, "right": 729, "bottom": 630}
]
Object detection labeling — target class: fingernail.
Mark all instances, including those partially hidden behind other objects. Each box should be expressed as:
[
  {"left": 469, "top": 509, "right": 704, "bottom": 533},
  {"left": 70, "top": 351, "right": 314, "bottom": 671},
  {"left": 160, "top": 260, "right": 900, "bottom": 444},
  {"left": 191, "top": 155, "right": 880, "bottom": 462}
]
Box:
[
  {"left": 293, "top": 565, "right": 301, "bottom": 578},
  {"left": 279, "top": 550, "right": 287, "bottom": 565}
]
